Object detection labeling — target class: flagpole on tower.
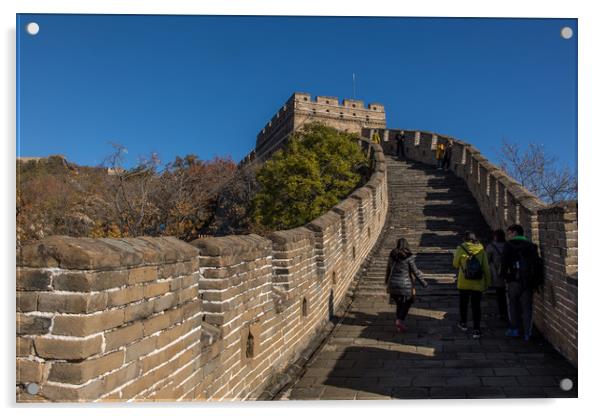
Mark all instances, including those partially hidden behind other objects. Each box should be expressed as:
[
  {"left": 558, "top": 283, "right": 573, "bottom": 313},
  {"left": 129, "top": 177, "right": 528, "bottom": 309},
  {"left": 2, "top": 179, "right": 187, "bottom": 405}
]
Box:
[{"left": 352, "top": 73, "right": 356, "bottom": 99}]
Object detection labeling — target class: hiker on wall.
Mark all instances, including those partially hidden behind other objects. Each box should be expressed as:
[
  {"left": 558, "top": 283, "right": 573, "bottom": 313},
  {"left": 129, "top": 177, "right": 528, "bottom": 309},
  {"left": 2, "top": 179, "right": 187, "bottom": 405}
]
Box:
[
  {"left": 453, "top": 231, "right": 491, "bottom": 339},
  {"left": 435, "top": 141, "right": 445, "bottom": 169},
  {"left": 385, "top": 237, "right": 429, "bottom": 333},
  {"left": 395, "top": 131, "right": 405, "bottom": 159},
  {"left": 372, "top": 130, "right": 381, "bottom": 145},
  {"left": 486, "top": 229, "right": 509, "bottom": 322},
  {"left": 501, "top": 224, "right": 544, "bottom": 341},
  {"left": 442, "top": 139, "right": 453, "bottom": 170}
]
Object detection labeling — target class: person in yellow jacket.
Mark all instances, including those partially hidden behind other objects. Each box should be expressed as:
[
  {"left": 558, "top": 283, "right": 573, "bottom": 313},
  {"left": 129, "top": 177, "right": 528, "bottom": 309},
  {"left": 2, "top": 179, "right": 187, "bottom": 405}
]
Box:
[
  {"left": 452, "top": 231, "right": 491, "bottom": 339},
  {"left": 371, "top": 131, "right": 381, "bottom": 144},
  {"left": 435, "top": 142, "right": 445, "bottom": 169}
]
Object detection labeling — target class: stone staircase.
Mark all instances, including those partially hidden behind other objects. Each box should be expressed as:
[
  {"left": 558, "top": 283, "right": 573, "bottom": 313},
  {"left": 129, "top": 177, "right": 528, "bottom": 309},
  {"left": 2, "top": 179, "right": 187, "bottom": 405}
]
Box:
[
  {"left": 356, "top": 156, "right": 491, "bottom": 297},
  {"left": 280, "top": 155, "right": 577, "bottom": 400}
]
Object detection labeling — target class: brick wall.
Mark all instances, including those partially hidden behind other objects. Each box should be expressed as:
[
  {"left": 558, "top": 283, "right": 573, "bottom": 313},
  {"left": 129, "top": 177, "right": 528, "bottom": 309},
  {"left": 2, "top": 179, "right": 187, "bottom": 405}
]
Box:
[
  {"left": 16, "top": 143, "right": 388, "bottom": 402},
  {"left": 533, "top": 202, "right": 578, "bottom": 366},
  {"left": 390, "top": 129, "right": 577, "bottom": 366}
]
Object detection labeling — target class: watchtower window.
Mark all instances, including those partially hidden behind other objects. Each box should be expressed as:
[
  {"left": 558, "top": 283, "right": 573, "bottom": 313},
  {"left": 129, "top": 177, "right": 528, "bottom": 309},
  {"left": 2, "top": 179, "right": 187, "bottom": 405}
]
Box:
[
  {"left": 303, "top": 97, "right": 308, "bottom": 101},
  {"left": 366, "top": 116, "right": 370, "bottom": 121},
  {"left": 352, "top": 246, "right": 356, "bottom": 260},
  {"left": 339, "top": 112, "right": 344, "bottom": 118},
  {"left": 332, "top": 271, "right": 337, "bottom": 285},
  {"left": 353, "top": 113, "right": 356, "bottom": 116},
  {"left": 352, "top": 104, "right": 356, "bottom": 108},
  {"left": 326, "top": 100, "right": 330, "bottom": 104},
  {"left": 326, "top": 109, "right": 330, "bottom": 113},
  {"left": 302, "top": 297, "right": 308, "bottom": 317}
]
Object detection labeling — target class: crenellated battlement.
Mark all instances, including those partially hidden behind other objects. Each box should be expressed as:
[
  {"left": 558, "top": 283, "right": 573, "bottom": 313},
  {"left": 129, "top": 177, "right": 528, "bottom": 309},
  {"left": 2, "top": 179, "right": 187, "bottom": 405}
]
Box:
[{"left": 255, "top": 92, "right": 386, "bottom": 159}]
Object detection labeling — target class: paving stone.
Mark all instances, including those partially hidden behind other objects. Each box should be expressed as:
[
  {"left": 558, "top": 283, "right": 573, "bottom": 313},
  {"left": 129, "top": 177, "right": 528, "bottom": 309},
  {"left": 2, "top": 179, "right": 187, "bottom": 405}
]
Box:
[
  {"left": 289, "top": 387, "right": 325, "bottom": 400},
  {"left": 390, "top": 387, "right": 429, "bottom": 399},
  {"left": 430, "top": 387, "right": 468, "bottom": 399},
  {"left": 320, "top": 386, "right": 358, "bottom": 400}
]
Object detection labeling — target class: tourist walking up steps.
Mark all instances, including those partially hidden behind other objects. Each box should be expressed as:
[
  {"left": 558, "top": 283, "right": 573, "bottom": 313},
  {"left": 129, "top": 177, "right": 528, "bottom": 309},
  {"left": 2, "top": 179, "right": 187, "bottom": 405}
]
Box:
[
  {"left": 486, "top": 229, "right": 509, "bottom": 322},
  {"left": 501, "top": 224, "right": 544, "bottom": 341},
  {"left": 385, "top": 237, "right": 429, "bottom": 333},
  {"left": 453, "top": 231, "right": 491, "bottom": 339}
]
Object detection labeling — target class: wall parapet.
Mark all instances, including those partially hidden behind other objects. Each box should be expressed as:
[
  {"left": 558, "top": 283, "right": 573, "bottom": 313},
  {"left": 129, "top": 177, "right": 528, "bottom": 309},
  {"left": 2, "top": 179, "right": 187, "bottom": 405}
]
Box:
[{"left": 16, "top": 142, "right": 388, "bottom": 402}]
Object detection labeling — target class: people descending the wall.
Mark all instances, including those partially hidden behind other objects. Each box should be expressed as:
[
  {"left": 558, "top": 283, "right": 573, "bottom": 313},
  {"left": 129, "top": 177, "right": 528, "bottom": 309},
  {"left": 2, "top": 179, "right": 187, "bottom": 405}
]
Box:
[
  {"left": 486, "top": 229, "right": 509, "bottom": 322},
  {"left": 435, "top": 141, "right": 446, "bottom": 170},
  {"left": 385, "top": 237, "right": 429, "bottom": 333},
  {"left": 453, "top": 231, "right": 491, "bottom": 339},
  {"left": 500, "top": 224, "right": 544, "bottom": 342},
  {"left": 442, "top": 139, "right": 453, "bottom": 170}
]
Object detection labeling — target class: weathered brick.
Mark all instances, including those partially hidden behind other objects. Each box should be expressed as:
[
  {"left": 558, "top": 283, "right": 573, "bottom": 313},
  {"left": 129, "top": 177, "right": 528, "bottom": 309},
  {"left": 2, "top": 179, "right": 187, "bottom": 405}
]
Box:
[
  {"left": 53, "top": 309, "right": 125, "bottom": 337},
  {"left": 17, "top": 337, "right": 33, "bottom": 356},
  {"left": 143, "top": 281, "right": 171, "bottom": 299},
  {"left": 16, "top": 358, "right": 44, "bottom": 384},
  {"left": 16, "top": 292, "right": 38, "bottom": 312},
  {"left": 48, "top": 350, "right": 125, "bottom": 384},
  {"left": 107, "top": 286, "right": 144, "bottom": 307},
  {"left": 143, "top": 313, "right": 171, "bottom": 336},
  {"left": 153, "top": 292, "right": 177, "bottom": 313},
  {"left": 53, "top": 270, "right": 128, "bottom": 291},
  {"left": 103, "top": 361, "right": 140, "bottom": 393},
  {"left": 38, "top": 292, "right": 108, "bottom": 313},
  {"left": 129, "top": 266, "right": 158, "bottom": 284},
  {"left": 17, "top": 268, "right": 52, "bottom": 291},
  {"left": 178, "top": 286, "right": 198, "bottom": 304},
  {"left": 41, "top": 378, "right": 105, "bottom": 402},
  {"left": 125, "top": 337, "right": 157, "bottom": 362},
  {"left": 122, "top": 299, "right": 154, "bottom": 322},
  {"left": 34, "top": 335, "right": 103, "bottom": 360},
  {"left": 17, "top": 313, "right": 51, "bottom": 335},
  {"left": 105, "top": 322, "right": 144, "bottom": 350}
]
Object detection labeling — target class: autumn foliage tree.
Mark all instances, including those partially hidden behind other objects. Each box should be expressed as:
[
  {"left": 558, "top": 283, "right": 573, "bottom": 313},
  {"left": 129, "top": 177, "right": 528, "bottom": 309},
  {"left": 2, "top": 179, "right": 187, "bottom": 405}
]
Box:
[
  {"left": 17, "top": 147, "right": 238, "bottom": 247},
  {"left": 251, "top": 123, "right": 369, "bottom": 230}
]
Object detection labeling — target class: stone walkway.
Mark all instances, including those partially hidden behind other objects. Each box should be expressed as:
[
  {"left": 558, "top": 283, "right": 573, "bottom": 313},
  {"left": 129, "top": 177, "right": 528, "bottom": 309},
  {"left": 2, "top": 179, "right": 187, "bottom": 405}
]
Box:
[{"left": 279, "top": 157, "right": 577, "bottom": 400}]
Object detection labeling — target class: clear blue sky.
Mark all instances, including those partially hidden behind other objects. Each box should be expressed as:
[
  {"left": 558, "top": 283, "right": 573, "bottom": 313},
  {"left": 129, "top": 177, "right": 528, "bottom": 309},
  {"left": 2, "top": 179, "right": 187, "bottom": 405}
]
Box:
[{"left": 17, "top": 14, "right": 577, "bottom": 170}]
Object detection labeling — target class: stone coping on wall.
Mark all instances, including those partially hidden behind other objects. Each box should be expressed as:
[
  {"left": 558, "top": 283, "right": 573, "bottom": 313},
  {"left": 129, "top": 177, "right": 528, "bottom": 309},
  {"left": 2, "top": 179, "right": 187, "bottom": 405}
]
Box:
[{"left": 18, "top": 236, "right": 199, "bottom": 270}]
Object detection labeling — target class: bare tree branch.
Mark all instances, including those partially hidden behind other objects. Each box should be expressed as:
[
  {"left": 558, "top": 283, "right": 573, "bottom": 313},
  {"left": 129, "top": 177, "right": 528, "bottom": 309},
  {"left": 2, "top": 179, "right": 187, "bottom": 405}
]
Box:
[{"left": 497, "top": 139, "right": 577, "bottom": 204}]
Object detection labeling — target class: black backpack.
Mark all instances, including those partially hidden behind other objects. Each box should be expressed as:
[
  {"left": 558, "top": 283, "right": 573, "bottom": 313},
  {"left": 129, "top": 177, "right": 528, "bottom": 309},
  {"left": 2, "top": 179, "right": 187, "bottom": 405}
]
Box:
[
  {"left": 512, "top": 244, "right": 544, "bottom": 290},
  {"left": 459, "top": 245, "right": 483, "bottom": 280}
]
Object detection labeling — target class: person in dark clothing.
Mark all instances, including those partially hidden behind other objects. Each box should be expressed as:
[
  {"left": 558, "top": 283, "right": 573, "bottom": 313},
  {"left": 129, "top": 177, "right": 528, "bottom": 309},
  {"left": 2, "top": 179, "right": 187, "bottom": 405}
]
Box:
[
  {"left": 500, "top": 224, "right": 542, "bottom": 341},
  {"left": 395, "top": 132, "right": 405, "bottom": 159},
  {"left": 486, "top": 229, "right": 509, "bottom": 321},
  {"left": 442, "top": 139, "right": 453, "bottom": 170},
  {"left": 385, "top": 238, "right": 428, "bottom": 332}
]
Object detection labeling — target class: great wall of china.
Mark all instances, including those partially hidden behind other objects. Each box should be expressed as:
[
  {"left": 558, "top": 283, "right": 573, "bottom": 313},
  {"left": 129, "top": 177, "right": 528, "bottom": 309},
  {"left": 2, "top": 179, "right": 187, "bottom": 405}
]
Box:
[{"left": 16, "top": 93, "right": 577, "bottom": 401}]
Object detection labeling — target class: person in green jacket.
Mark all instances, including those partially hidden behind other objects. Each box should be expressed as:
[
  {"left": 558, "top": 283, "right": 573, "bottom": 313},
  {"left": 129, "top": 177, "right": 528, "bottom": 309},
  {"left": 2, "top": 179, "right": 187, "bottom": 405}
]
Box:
[{"left": 452, "top": 231, "right": 492, "bottom": 339}]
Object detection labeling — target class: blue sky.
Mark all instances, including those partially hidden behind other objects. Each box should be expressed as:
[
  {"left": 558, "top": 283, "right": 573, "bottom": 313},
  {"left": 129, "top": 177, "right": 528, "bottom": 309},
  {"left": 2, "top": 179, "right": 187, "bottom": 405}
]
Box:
[{"left": 16, "top": 14, "right": 577, "bottom": 170}]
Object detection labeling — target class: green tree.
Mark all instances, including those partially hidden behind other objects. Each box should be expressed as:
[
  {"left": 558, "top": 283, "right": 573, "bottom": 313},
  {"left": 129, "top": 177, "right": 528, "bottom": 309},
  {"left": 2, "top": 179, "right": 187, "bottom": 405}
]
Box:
[{"left": 252, "top": 123, "right": 368, "bottom": 230}]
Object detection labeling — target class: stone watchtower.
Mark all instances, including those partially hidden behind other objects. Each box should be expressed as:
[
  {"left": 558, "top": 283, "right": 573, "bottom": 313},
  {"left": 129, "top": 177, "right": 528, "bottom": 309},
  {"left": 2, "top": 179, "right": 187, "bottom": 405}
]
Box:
[{"left": 254, "top": 92, "right": 386, "bottom": 159}]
